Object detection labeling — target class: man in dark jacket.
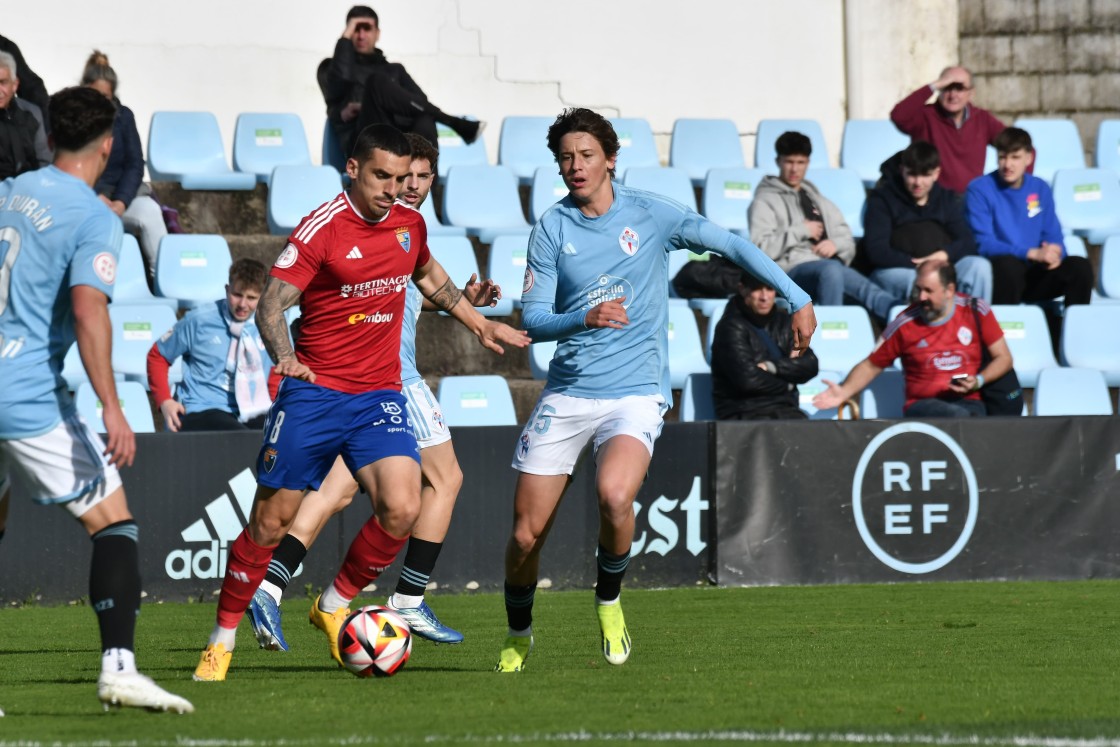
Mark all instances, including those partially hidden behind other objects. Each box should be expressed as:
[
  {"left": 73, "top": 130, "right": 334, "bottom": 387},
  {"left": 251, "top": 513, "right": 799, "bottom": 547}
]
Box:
[
  {"left": 863, "top": 141, "right": 992, "bottom": 304},
  {"left": 319, "top": 5, "right": 482, "bottom": 155},
  {"left": 0, "top": 35, "right": 50, "bottom": 131},
  {"left": 710, "top": 272, "right": 819, "bottom": 420},
  {"left": 0, "top": 51, "right": 48, "bottom": 180}
]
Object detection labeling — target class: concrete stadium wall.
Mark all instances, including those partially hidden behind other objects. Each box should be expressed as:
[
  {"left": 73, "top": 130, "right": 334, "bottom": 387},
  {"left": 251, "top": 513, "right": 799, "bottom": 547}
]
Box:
[{"left": 8, "top": 0, "right": 954, "bottom": 172}]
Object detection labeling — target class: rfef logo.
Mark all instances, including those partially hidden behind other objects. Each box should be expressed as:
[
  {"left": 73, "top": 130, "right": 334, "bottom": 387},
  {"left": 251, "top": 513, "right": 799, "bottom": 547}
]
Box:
[{"left": 851, "top": 423, "right": 978, "bottom": 574}]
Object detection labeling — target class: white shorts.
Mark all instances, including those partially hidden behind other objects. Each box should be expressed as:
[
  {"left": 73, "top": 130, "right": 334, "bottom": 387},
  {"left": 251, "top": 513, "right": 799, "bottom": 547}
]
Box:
[
  {"left": 0, "top": 412, "right": 123, "bottom": 518},
  {"left": 402, "top": 378, "right": 452, "bottom": 450},
  {"left": 511, "top": 390, "right": 666, "bottom": 476}
]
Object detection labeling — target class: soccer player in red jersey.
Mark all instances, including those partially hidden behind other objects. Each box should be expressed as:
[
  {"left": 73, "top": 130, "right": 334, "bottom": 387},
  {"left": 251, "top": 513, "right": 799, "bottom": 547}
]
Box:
[
  {"left": 813, "top": 259, "right": 1013, "bottom": 418},
  {"left": 193, "top": 124, "right": 528, "bottom": 681}
]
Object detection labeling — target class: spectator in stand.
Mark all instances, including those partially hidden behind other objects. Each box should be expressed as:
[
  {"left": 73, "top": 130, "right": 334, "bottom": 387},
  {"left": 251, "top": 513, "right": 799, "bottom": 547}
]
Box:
[
  {"left": 891, "top": 66, "right": 1005, "bottom": 195},
  {"left": 146, "top": 259, "right": 273, "bottom": 432},
  {"left": 965, "top": 127, "right": 1093, "bottom": 341},
  {"left": 710, "top": 271, "right": 819, "bottom": 420},
  {"left": 749, "top": 131, "right": 901, "bottom": 325},
  {"left": 863, "top": 141, "right": 992, "bottom": 303},
  {"left": 0, "top": 34, "right": 50, "bottom": 131},
  {"left": 0, "top": 51, "right": 50, "bottom": 180},
  {"left": 318, "top": 5, "right": 482, "bottom": 154},
  {"left": 81, "top": 51, "right": 168, "bottom": 282},
  {"left": 813, "top": 260, "right": 1013, "bottom": 419}
]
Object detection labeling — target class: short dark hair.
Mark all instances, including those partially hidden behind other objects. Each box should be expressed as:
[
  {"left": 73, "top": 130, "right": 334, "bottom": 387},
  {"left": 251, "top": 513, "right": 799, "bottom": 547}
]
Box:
[
  {"left": 547, "top": 108, "right": 620, "bottom": 178},
  {"left": 49, "top": 86, "right": 117, "bottom": 153},
  {"left": 229, "top": 258, "right": 267, "bottom": 292},
  {"left": 993, "top": 127, "right": 1033, "bottom": 154},
  {"left": 900, "top": 141, "right": 940, "bottom": 174},
  {"left": 917, "top": 258, "right": 957, "bottom": 291},
  {"left": 739, "top": 270, "right": 774, "bottom": 291},
  {"left": 346, "top": 5, "right": 378, "bottom": 24},
  {"left": 350, "top": 123, "right": 411, "bottom": 162},
  {"left": 404, "top": 132, "right": 438, "bottom": 176},
  {"left": 774, "top": 131, "right": 812, "bottom": 158}
]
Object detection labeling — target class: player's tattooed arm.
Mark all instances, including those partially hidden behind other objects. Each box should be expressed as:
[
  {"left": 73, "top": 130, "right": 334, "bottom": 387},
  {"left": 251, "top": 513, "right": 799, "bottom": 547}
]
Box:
[
  {"left": 425, "top": 277, "right": 464, "bottom": 312},
  {"left": 256, "top": 276, "right": 309, "bottom": 372}
]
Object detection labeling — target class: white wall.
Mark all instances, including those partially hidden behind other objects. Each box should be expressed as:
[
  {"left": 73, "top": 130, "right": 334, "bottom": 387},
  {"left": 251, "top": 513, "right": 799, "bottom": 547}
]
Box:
[{"left": 6, "top": 0, "right": 956, "bottom": 171}]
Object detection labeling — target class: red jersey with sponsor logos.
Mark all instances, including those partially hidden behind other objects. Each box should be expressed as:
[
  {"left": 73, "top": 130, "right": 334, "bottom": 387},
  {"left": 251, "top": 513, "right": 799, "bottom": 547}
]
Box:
[
  {"left": 869, "top": 295, "right": 1003, "bottom": 408},
  {"left": 271, "top": 193, "right": 430, "bottom": 394}
]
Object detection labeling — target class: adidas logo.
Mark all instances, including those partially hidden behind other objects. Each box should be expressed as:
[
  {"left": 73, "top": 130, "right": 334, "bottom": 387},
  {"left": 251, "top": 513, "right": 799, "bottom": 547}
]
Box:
[
  {"left": 562, "top": 243, "right": 577, "bottom": 255},
  {"left": 347, "top": 246, "right": 363, "bottom": 259}
]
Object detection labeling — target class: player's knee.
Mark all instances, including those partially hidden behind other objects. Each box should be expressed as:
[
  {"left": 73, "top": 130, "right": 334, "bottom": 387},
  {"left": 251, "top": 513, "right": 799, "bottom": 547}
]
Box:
[
  {"left": 378, "top": 495, "right": 421, "bottom": 536},
  {"left": 510, "top": 523, "right": 543, "bottom": 558},
  {"left": 597, "top": 481, "right": 635, "bottom": 517}
]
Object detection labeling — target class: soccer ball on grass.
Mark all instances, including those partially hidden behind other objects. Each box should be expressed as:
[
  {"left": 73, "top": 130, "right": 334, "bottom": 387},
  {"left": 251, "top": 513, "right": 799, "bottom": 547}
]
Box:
[{"left": 338, "top": 605, "right": 413, "bottom": 677}]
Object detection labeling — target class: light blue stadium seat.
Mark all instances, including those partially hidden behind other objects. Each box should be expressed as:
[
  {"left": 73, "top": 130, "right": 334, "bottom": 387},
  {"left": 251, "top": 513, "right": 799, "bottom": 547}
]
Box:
[
  {"left": 1032, "top": 367, "right": 1113, "bottom": 416},
  {"left": 840, "top": 119, "right": 910, "bottom": 188},
  {"left": 442, "top": 165, "right": 531, "bottom": 243},
  {"left": 1100, "top": 235, "right": 1120, "bottom": 299},
  {"left": 436, "top": 121, "right": 488, "bottom": 182},
  {"left": 703, "top": 299, "right": 730, "bottom": 362},
  {"left": 701, "top": 167, "right": 764, "bottom": 236},
  {"left": 75, "top": 381, "right": 156, "bottom": 434},
  {"left": 984, "top": 145, "right": 997, "bottom": 174},
  {"left": 487, "top": 235, "right": 530, "bottom": 314},
  {"left": 807, "top": 305, "right": 875, "bottom": 377},
  {"left": 147, "top": 111, "right": 256, "bottom": 190},
  {"left": 1051, "top": 168, "right": 1120, "bottom": 244},
  {"left": 322, "top": 118, "right": 347, "bottom": 173},
  {"left": 1014, "top": 118, "right": 1086, "bottom": 184},
  {"left": 621, "top": 166, "right": 697, "bottom": 211},
  {"left": 114, "top": 234, "right": 177, "bottom": 310},
  {"left": 689, "top": 296, "right": 730, "bottom": 319},
  {"left": 418, "top": 190, "right": 466, "bottom": 237},
  {"left": 528, "top": 339, "right": 557, "bottom": 380},
  {"left": 155, "top": 234, "right": 233, "bottom": 310},
  {"left": 437, "top": 375, "right": 518, "bottom": 426},
  {"left": 1060, "top": 304, "right": 1120, "bottom": 386},
  {"left": 807, "top": 167, "right": 867, "bottom": 237},
  {"left": 266, "top": 165, "right": 343, "bottom": 236},
  {"left": 680, "top": 372, "right": 715, "bottom": 422},
  {"left": 497, "top": 116, "right": 554, "bottom": 185},
  {"left": 1064, "top": 234, "right": 1088, "bottom": 258},
  {"left": 755, "top": 119, "right": 830, "bottom": 174},
  {"left": 529, "top": 166, "right": 569, "bottom": 223},
  {"left": 108, "top": 303, "right": 179, "bottom": 389},
  {"left": 667, "top": 300, "right": 709, "bottom": 389},
  {"left": 429, "top": 236, "right": 502, "bottom": 318},
  {"left": 609, "top": 117, "right": 660, "bottom": 177},
  {"left": 233, "top": 113, "right": 311, "bottom": 183},
  {"left": 860, "top": 367, "right": 905, "bottom": 419},
  {"left": 798, "top": 370, "right": 845, "bottom": 420},
  {"left": 669, "top": 118, "right": 744, "bottom": 185},
  {"left": 1094, "top": 119, "right": 1120, "bottom": 174},
  {"left": 989, "top": 304, "right": 1057, "bottom": 387}
]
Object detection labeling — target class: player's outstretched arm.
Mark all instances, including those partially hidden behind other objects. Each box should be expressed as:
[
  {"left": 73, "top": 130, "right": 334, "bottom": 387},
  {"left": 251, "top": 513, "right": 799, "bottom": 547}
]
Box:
[
  {"left": 257, "top": 275, "right": 316, "bottom": 382},
  {"left": 420, "top": 273, "right": 501, "bottom": 311},
  {"left": 72, "top": 284, "right": 135, "bottom": 467},
  {"left": 811, "top": 358, "right": 881, "bottom": 411},
  {"left": 414, "top": 259, "right": 529, "bottom": 354}
]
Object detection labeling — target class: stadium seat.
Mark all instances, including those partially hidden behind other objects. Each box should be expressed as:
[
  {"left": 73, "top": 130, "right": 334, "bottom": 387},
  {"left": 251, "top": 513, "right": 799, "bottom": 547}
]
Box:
[
  {"left": 1032, "top": 367, "right": 1113, "bottom": 416},
  {"left": 1100, "top": 235, "right": 1120, "bottom": 299},
  {"left": 114, "top": 234, "right": 177, "bottom": 310},
  {"left": 807, "top": 167, "right": 867, "bottom": 237},
  {"left": 984, "top": 145, "right": 997, "bottom": 174},
  {"left": 1095, "top": 119, "right": 1120, "bottom": 175},
  {"left": 266, "top": 165, "right": 343, "bottom": 236},
  {"left": 75, "top": 381, "right": 156, "bottom": 434},
  {"left": 497, "top": 116, "right": 554, "bottom": 185},
  {"left": 669, "top": 118, "right": 744, "bottom": 185},
  {"left": 147, "top": 111, "right": 256, "bottom": 190},
  {"left": 1064, "top": 234, "right": 1088, "bottom": 258},
  {"left": 798, "top": 370, "right": 845, "bottom": 420},
  {"left": 155, "top": 234, "right": 233, "bottom": 309},
  {"left": 437, "top": 375, "right": 517, "bottom": 426},
  {"left": 108, "top": 303, "right": 179, "bottom": 389},
  {"left": 428, "top": 236, "right": 503, "bottom": 318},
  {"left": 529, "top": 166, "right": 569, "bottom": 222},
  {"left": 703, "top": 299, "right": 729, "bottom": 362},
  {"left": 1051, "top": 168, "right": 1120, "bottom": 244},
  {"left": 1014, "top": 118, "right": 1086, "bottom": 184},
  {"left": 528, "top": 339, "right": 556, "bottom": 380},
  {"left": 435, "top": 121, "right": 488, "bottom": 182},
  {"left": 622, "top": 166, "right": 697, "bottom": 211},
  {"left": 321, "top": 118, "right": 347, "bottom": 173},
  {"left": 806, "top": 306, "right": 875, "bottom": 377},
  {"left": 609, "top": 117, "right": 660, "bottom": 177},
  {"left": 667, "top": 300, "right": 709, "bottom": 389},
  {"left": 442, "top": 165, "right": 531, "bottom": 243},
  {"left": 487, "top": 234, "right": 530, "bottom": 314},
  {"left": 860, "top": 367, "right": 905, "bottom": 419},
  {"left": 755, "top": 118, "right": 830, "bottom": 174},
  {"left": 701, "top": 167, "right": 765, "bottom": 236},
  {"left": 680, "top": 372, "right": 715, "bottom": 422},
  {"left": 1060, "top": 304, "right": 1120, "bottom": 385},
  {"left": 417, "top": 190, "right": 467, "bottom": 237},
  {"left": 989, "top": 304, "right": 1057, "bottom": 387},
  {"left": 840, "top": 119, "right": 910, "bottom": 188},
  {"left": 232, "top": 113, "right": 312, "bottom": 182}
]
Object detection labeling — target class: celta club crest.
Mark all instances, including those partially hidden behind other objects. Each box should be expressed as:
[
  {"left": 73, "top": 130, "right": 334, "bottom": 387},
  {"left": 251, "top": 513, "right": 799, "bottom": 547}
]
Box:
[
  {"left": 619, "top": 227, "right": 639, "bottom": 256},
  {"left": 395, "top": 227, "right": 411, "bottom": 253}
]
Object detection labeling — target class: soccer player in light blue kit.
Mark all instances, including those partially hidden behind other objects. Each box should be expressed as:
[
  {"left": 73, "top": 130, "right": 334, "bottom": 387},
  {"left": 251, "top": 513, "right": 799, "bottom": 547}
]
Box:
[
  {"left": 0, "top": 87, "right": 192, "bottom": 713},
  {"left": 496, "top": 108, "right": 817, "bottom": 672}
]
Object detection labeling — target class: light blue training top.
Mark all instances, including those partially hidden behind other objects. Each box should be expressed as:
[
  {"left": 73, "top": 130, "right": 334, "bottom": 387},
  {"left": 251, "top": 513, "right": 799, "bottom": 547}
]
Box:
[
  {"left": 0, "top": 166, "right": 123, "bottom": 439},
  {"left": 522, "top": 182, "right": 811, "bottom": 403}
]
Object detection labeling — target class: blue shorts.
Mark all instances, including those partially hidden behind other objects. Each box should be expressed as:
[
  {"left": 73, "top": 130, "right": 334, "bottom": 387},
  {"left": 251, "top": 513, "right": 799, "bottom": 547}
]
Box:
[{"left": 256, "top": 378, "right": 419, "bottom": 491}]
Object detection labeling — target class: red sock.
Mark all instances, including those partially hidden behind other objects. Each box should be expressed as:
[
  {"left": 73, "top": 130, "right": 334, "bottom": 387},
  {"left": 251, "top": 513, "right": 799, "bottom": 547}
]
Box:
[
  {"left": 216, "top": 530, "right": 276, "bottom": 629},
  {"left": 332, "top": 517, "right": 407, "bottom": 599}
]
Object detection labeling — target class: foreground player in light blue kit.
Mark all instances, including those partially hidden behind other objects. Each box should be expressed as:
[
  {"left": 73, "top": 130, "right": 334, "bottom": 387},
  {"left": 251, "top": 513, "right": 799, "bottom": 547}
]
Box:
[
  {"left": 0, "top": 87, "right": 192, "bottom": 713},
  {"left": 496, "top": 108, "right": 817, "bottom": 672}
]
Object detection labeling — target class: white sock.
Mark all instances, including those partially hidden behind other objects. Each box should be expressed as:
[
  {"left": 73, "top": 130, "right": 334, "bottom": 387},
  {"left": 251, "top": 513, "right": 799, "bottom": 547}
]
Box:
[
  {"left": 101, "top": 647, "right": 137, "bottom": 675},
  {"left": 595, "top": 595, "right": 620, "bottom": 606},
  {"left": 508, "top": 626, "right": 532, "bottom": 637},
  {"left": 391, "top": 592, "right": 423, "bottom": 609},
  {"left": 259, "top": 580, "right": 283, "bottom": 605},
  {"left": 208, "top": 625, "right": 237, "bottom": 651},
  {"left": 318, "top": 583, "right": 350, "bottom": 613}
]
